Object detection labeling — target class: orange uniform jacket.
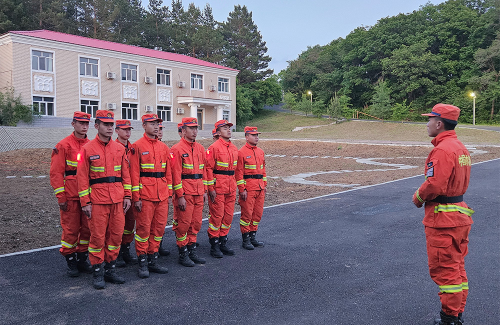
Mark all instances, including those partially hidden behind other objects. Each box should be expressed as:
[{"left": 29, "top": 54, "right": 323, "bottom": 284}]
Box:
[
  {"left": 206, "top": 138, "right": 239, "bottom": 194},
  {"left": 413, "top": 131, "right": 474, "bottom": 228},
  {"left": 50, "top": 133, "right": 90, "bottom": 203},
  {"left": 77, "top": 136, "right": 132, "bottom": 206},
  {"left": 130, "top": 134, "right": 173, "bottom": 202},
  {"left": 170, "top": 137, "right": 207, "bottom": 196},
  {"left": 235, "top": 143, "right": 267, "bottom": 192}
]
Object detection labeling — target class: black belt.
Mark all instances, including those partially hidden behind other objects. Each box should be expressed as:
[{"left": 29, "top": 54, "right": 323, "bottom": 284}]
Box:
[
  {"left": 181, "top": 174, "right": 203, "bottom": 179},
  {"left": 140, "top": 172, "right": 165, "bottom": 178},
  {"left": 431, "top": 195, "right": 464, "bottom": 203},
  {"left": 65, "top": 170, "right": 77, "bottom": 176},
  {"left": 243, "top": 174, "right": 263, "bottom": 179},
  {"left": 213, "top": 170, "right": 235, "bottom": 175},
  {"left": 90, "top": 176, "right": 122, "bottom": 185}
]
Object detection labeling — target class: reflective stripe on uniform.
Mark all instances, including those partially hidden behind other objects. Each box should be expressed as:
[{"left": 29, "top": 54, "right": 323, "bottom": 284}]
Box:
[
  {"left": 123, "top": 184, "right": 131, "bottom": 190},
  {"left": 209, "top": 223, "right": 219, "bottom": 231},
  {"left": 61, "top": 240, "right": 76, "bottom": 248},
  {"left": 172, "top": 220, "right": 178, "bottom": 226},
  {"left": 244, "top": 164, "right": 256, "bottom": 169},
  {"left": 168, "top": 184, "right": 173, "bottom": 189},
  {"left": 54, "top": 187, "right": 65, "bottom": 194},
  {"left": 199, "top": 164, "right": 204, "bottom": 169},
  {"left": 182, "top": 163, "right": 193, "bottom": 169},
  {"left": 79, "top": 239, "right": 89, "bottom": 245},
  {"left": 216, "top": 161, "right": 228, "bottom": 167},
  {"left": 252, "top": 221, "right": 260, "bottom": 226},
  {"left": 79, "top": 188, "right": 90, "bottom": 197},
  {"left": 135, "top": 234, "right": 149, "bottom": 242},
  {"left": 203, "top": 180, "right": 209, "bottom": 185},
  {"left": 176, "top": 233, "right": 187, "bottom": 242},
  {"left": 434, "top": 204, "right": 474, "bottom": 216},
  {"left": 236, "top": 180, "right": 245, "bottom": 185},
  {"left": 221, "top": 224, "right": 231, "bottom": 229},
  {"left": 66, "top": 160, "right": 78, "bottom": 167},
  {"left": 124, "top": 229, "right": 134, "bottom": 235},
  {"left": 154, "top": 236, "right": 163, "bottom": 241},
  {"left": 114, "top": 165, "right": 122, "bottom": 171},
  {"left": 141, "top": 163, "right": 154, "bottom": 169},
  {"left": 416, "top": 190, "right": 424, "bottom": 203},
  {"left": 90, "top": 166, "right": 104, "bottom": 172},
  {"left": 162, "top": 163, "right": 166, "bottom": 168},
  {"left": 462, "top": 282, "right": 469, "bottom": 290},
  {"left": 108, "top": 245, "right": 119, "bottom": 251},
  {"left": 240, "top": 219, "right": 250, "bottom": 226},
  {"left": 260, "top": 164, "right": 263, "bottom": 169},
  {"left": 439, "top": 284, "right": 463, "bottom": 293},
  {"left": 132, "top": 186, "right": 140, "bottom": 192},
  {"left": 233, "top": 160, "right": 237, "bottom": 166},
  {"left": 173, "top": 183, "right": 182, "bottom": 190},
  {"left": 88, "top": 247, "right": 102, "bottom": 253},
  {"left": 263, "top": 177, "right": 267, "bottom": 181}
]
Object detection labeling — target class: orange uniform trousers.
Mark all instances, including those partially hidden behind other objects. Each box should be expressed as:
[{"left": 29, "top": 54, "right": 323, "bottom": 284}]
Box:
[
  {"left": 239, "top": 189, "right": 265, "bottom": 233},
  {"left": 135, "top": 199, "right": 169, "bottom": 255},
  {"left": 173, "top": 194, "right": 203, "bottom": 247},
  {"left": 425, "top": 225, "right": 470, "bottom": 317},
  {"left": 208, "top": 192, "right": 236, "bottom": 238},
  {"left": 121, "top": 207, "right": 136, "bottom": 245},
  {"left": 59, "top": 200, "right": 90, "bottom": 255},
  {"left": 88, "top": 203, "right": 125, "bottom": 265}
]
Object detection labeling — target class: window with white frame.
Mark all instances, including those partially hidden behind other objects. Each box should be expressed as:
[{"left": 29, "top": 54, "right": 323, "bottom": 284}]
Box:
[
  {"left": 191, "top": 74, "right": 203, "bottom": 90},
  {"left": 32, "top": 50, "right": 53, "bottom": 72},
  {"left": 157, "top": 106, "right": 172, "bottom": 122},
  {"left": 157, "top": 69, "right": 171, "bottom": 86},
  {"left": 218, "top": 77, "right": 229, "bottom": 93},
  {"left": 222, "top": 109, "right": 230, "bottom": 121},
  {"left": 121, "top": 63, "right": 137, "bottom": 82},
  {"left": 80, "top": 58, "right": 99, "bottom": 77},
  {"left": 81, "top": 100, "right": 99, "bottom": 118},
  {"left": 122, "top": 103, "right": 138, "bottom": 120},
  {"left": 33, "top": 96, "right": 54, "bottom": 116}
]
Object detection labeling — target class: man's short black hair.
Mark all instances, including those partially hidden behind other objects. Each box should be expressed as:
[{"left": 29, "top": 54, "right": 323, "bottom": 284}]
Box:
[
  {"left": 95, "top": 119, "right": 101, "bottom": 125},
  {"left": 436, "top": 117, "right": 457, "bottom": 130}
]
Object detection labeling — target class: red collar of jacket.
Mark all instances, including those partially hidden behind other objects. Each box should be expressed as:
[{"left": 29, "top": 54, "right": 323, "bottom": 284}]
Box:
[
  {"left": 143, "top": 133, "right": 158, "bottom": 144},
  {"left": 71, "top": 132, "right": 88, "bottom": 144},
  {"left": 431, "top": 130, "right": 457, "bottom": 147},
  {"left": 245, "top": 142, "right": 257, "bottom": 150},
  {"left": 181, "top": 137, "right": 196, "bottom": 147},
  {"left": 94, "top": 134, "right": 111, "bottom": 146},
  {"left": 217, "top": 138, "right": 231, "bottom": 147},
  {"left": 115, "top": 138, "right": 129, "bottom": 148}
]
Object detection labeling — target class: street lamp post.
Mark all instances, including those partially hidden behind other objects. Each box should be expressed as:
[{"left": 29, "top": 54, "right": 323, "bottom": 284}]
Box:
[
  {"left": 307, "top": 91, "right": 312, "bottom": 103},
  {"left": 470, "top": 92, "right": 476, "bottom": 126}
]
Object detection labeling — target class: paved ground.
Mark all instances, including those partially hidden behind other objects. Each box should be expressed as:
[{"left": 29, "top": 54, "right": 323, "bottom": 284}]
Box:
[{"left": 0, "top": 159, "right": 498, "bottom": 325}]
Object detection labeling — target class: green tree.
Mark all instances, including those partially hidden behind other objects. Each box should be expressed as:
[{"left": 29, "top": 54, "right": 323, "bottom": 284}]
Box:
[
  {"left": 236, "top": 84, "right": 253, "bottom": 123},
  {"left": 0, "top": 89, "right": 34, "bottom": 126},
  {"left": 283, "top": 91, "right": 296, "bottom": 112},
  {"left": 222, "top": 5, "right": 272, "bottom": 84},
  {"left": 370, "top": 80, "right": 393, "bottom": 119}
]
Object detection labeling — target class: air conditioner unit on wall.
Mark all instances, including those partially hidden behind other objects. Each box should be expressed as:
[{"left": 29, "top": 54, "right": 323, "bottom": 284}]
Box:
[
  {"left": 106, "top": 72, "right": 116, "bottom": 80},
  {"left": 177, "top": 81, "right": 186, "bottom": 88},
  {"left": 145, "top": 105, "right": 154, "bottom": 113},
  {"left": 144, "top": 76, "right": 154, "bottom": 84},
  {"left": 176, "top": 107, "right": 184, "bottom": 115},
  {"left": 107, "top": 103, "right": 116, "bottom": 110},
  {"left": 209, "top": 85, "right": 216, "bottom": 92}
]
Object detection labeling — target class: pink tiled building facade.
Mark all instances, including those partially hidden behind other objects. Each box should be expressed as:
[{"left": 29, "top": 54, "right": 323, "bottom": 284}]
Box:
[{"left": 0, "top": 30, "right": 238, "bottom": 129}]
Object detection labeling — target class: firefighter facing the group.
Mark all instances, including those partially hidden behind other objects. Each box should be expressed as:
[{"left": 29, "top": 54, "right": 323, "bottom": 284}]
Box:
[
  {"left": 412, "top": 104, "right": 474, "bottom": 325},
  {"left": 77, "top": 110, "right": 132, "bottom": 290},
  {"left": 130, "top": 114, "right": 172, "bottom": 278},
  {"left": 50, "top": 111, "right": 92, "bottom": 277},
  {"left": 235, "top": 126, "right": 267, "bottom": 250},
  {"left": 114, "top": 119, "right": 138, "bottom": 267},
  {"left": 205, "top": 120, "right": 239, "bottom": 258},
  {"left": 171, "top": 117, "right": 208, "bottom": 267}
]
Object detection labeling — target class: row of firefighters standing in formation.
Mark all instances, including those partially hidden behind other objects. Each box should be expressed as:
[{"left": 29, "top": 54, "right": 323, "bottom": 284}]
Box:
[{"left": 50, "top": 110, "right": 267, "bottom": 290}]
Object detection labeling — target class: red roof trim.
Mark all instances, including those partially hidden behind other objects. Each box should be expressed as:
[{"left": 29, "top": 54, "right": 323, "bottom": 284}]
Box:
[{"left": 10, "top": 30, "right": 238, "bottom": 72}]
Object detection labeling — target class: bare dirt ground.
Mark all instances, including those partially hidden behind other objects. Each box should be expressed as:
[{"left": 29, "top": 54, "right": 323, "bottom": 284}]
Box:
[{"left": 1, "top": 139, "right": 499, "bottom": 254}]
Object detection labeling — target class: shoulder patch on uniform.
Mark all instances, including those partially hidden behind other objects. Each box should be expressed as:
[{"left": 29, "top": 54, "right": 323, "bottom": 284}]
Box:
[
  {"left": 426, "top": 166, "right": 434, "bottom": 177},
  {"left": 427, "top": 162, "right": 433, "bottom": 167},
  {"left": 182, "top": 153, "right": 189, "bottom": 157},
  {"left": 90, "top": 155, "right": 100, "bottom": 161},
  {"left": 142, "top": 151, "right": 149, "bottom": 155}
]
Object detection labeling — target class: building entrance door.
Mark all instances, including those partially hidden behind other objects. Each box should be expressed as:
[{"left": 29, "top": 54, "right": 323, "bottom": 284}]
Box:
[{"left": 197, "top": 109, "right": 203, "bottom": 130}]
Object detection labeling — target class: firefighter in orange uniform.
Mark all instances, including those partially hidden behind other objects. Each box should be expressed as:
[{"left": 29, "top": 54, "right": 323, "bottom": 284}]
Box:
[
  {"left": 114, "top": 119, "right": 138, "bottom": 267},
  {"left": 412, "top": 104, "right": 474, "bottom": 325},
  {"left": 171, "top": 117, "right": 208, "bottom": 267},
  {"left": 130, "top": 114, "right": 172, "bottom": 278},
  {"left": 77, "top": 110, "right": 132, "bottom": 289},
  {"left": 205, "top": 120, "right": 238, "bottom": 258},
  {"left": 235, "top": 126, "right": 267, "bottom": 250},
  {"left": 50, "top": 111, "right": 92, "bottom": 277}
]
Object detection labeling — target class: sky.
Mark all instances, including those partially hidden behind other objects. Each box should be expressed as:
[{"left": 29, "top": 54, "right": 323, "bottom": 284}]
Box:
[{"left": 179, "top": 0, "right": 445, "bottom": 74}]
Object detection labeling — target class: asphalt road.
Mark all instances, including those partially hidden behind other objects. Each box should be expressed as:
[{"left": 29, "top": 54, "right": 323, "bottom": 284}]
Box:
[{"left": 1, "top": 159, "right": 498, "bottom": 325}]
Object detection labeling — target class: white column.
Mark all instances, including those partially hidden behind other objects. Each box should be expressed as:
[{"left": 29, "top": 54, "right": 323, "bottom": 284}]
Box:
[
  {"left": 216, "top": 105, "right": 224, "bottom": 121},
  {"left": 188, "top": 103, "right": 199, "bottom": 118}
]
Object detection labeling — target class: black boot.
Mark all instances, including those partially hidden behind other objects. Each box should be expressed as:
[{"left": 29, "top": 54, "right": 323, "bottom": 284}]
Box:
[
  {"left": 219, "top": 236, "right": 235, "bottom": 256},
  {"left": 188, "top": 243, "right": 206, "bottom": 264},
  {"left": 64, "top": 253, "right": 80, "bottom": 277},
  {"left": 92, "top": 263, "right": 105, "bottom": 289},
  {"left": 241, "top": 232, "right": 254, "bottom": 250},
  {"left": 121, "top": 243, "right": 138, "bottom": 265},
  {"left": 116, "top": 247, "right": 126, "bottom": 267},
  {"left": 457, "top": 313, "right": 464, "bottom": 325},
  {"left": 158, "top": 239, "right": 170, "bottom": 256},
  {"left": 249, "top": 231, "right": 264, "bottom": 247},
  {"left": 76, "top": 252, "right": 92, "bottom": 274},
  {"left": 104, "top": 260, "right": 125, "bottom": 284},
  {"left": 178, "top": 246, "right": 195, "bottom": 267},
  {"left": 434, "top": 311, "right": 459, "bottom": 325},
  {"left": 209, "top": 237, "right": 223, "bottom": 258},
  {"left": 148, "top": 252, "right": 169, "bottom": 273},
  {"left": 137, "top": 254, "right": 149, "bottom": 278}
]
